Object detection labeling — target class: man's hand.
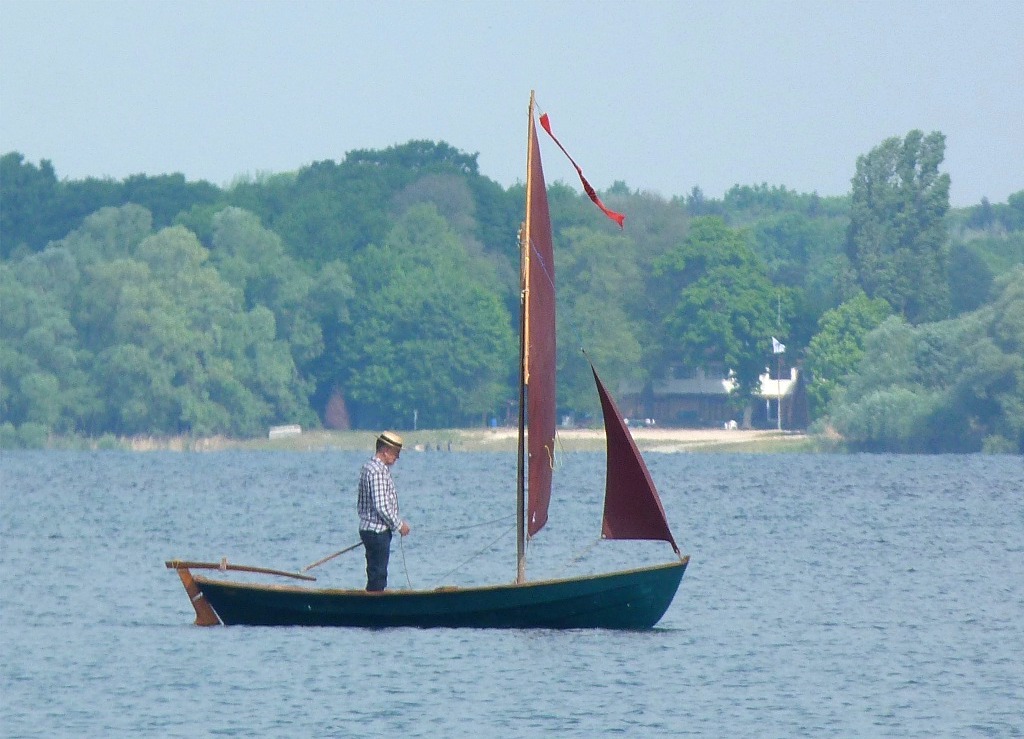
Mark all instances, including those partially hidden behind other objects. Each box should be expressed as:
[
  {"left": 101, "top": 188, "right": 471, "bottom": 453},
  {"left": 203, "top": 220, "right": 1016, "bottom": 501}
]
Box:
[{"left": 399, "top": 522, "right": 411, "bottom": 536}]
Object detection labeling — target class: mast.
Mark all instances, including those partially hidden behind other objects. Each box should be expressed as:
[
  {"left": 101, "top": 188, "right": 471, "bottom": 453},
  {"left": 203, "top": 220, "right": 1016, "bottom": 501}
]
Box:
[
  {"left": 516, "top": 92, "right": 537, "bottom": 584},
  {"left": 517, "top": 90, "right": 557, "bottom": 582}
]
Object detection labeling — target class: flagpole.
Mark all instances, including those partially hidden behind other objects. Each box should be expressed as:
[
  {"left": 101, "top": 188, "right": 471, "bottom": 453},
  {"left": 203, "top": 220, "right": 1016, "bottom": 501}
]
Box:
[
  {"left": 772, "top": 336, "right": 784, "bottom": 431},
  {"left": 777, "top": 353, "right": 782, "bottom": 431},
  {"left": 775, "top": 297, "right": 782, "bottom": 432}
]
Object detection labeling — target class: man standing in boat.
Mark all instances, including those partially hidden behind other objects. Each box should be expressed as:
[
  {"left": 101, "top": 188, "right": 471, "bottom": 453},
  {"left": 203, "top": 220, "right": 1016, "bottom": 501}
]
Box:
[{"left": 357, "top": 431, "right": 410, "bottom": 591}]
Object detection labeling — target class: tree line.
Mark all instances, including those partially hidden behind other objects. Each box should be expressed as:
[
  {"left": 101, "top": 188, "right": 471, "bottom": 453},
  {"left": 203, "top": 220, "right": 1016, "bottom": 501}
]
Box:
[{"left": 1, "top": 134, "right": 1022, "bottom": 452}]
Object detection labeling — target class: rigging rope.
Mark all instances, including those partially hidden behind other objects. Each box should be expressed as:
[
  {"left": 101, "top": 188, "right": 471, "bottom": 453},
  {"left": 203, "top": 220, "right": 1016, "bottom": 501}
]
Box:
[
  {"left": 431, "top": 521, "right": 517, "bottom": 586},
  {"left": 557, "top": 537, "right": 603, "bottom": 578},
  {"left": 399, "top": 534, "right": 412, "bottom": 589},
  {"left": 412, "top": 513, "right": 515, "bottom": 537},
  {"left": 391, "top": 513, "right": 517, "bottom": 590}
]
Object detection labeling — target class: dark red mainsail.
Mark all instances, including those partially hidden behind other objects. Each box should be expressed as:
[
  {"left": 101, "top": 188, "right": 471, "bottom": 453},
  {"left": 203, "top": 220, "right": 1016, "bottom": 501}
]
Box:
[
  {"left": 594, "top": 366, "right": 680, "bottom": 554},
  {"left": 525, "top": 109, "right": 556, "bottom": 537}
]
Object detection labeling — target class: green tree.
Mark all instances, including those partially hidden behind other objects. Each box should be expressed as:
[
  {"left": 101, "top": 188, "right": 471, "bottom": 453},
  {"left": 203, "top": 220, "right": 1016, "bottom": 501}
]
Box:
[
  {"left": 344, "top": 204, "right": 515, "bottom": 428},
  {"left": 828, "top": 314, "right": 980, "bottom": 452},
  {"left": 0, "top": 258, "right": 95, "bottom": 433},
  {"left": 1, "top": 154, "right": 222, "bottom": 257},
  {"left": 132, "top": 225, "right": 315, "bottom": 435},
  {"left": 749, "top": 211, "right": 853, "bottom": 349},
  {"left": 846, "top": 130, "right": 951, "bottom": 323},
  {"left": 968, "top": 268, "right": 1024, "bottom": 451},
  {"left": 120, "top": 173, "right": 221, "bottom": 229},
  {"left": 60, "top": 177, "right": 123, "bottom": 231},
  {"left": 303, "top": 258, "right": 356, "bottom": 422},
  {"left": 0, "top": 241, "right": 105, "bottom": 434},
  {"left": 211, "top": 207, "right": 323, "bottom": 367},
  {"left": 10, "top": 208, "right": 318, "bottom": 438},
  {"left": 467, "top": 173, "right": 521, "bottom": 267},
  {"left": 263, "top": 141, "right": 489, "bottom": 264},
  {"left": 962, "top": 190, "right": 1024, "bottom": 233},
  {"left": 948, "top": 243, "right": 995, "bottom": 314},
  {"left": 556, "top": 226, "right": 643, "bottom": 417},
  {"left": 651, "top": 216, "right": 790, "bottom": 403},
  {"left": 346, "top": 139, "right": 479, "bottom": 175},
  {"left": 804, "top": 292, "right": 892, "bottom": 416},
  {"left": 1, "top": 153, "right": 62, "bottom": 256},
  {"left": 271, "top": 168, "right": 386, "bottom": 263},
  {"left": 50, "top": 204, "right": 153, "bottom": 269},
  {"left": 602, "top": 189, "right": 690, "bottom": 279},
  {"left": 828, "top": 268, "right": 1024, "bottom": 452}
]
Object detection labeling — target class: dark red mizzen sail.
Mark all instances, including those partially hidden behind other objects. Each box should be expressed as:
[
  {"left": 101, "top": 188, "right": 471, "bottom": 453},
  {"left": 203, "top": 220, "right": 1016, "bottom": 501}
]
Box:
[
  {"left": 526, "top": 114, "right": 556, "bottom": 537},
  {"left": 594, "top": 367, "right": 679, "bottom": 554}
]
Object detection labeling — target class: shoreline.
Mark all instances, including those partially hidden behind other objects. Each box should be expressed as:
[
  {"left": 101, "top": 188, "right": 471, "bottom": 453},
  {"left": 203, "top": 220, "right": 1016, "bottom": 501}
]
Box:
[{"left": 116, "top": 427, "right": 823, "bottom": 454}]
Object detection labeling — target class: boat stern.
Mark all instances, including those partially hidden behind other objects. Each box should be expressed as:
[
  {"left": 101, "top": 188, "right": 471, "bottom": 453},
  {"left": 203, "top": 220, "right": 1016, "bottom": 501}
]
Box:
[{"left": 165, "top": 561, "right": 222, "bottom": 626}]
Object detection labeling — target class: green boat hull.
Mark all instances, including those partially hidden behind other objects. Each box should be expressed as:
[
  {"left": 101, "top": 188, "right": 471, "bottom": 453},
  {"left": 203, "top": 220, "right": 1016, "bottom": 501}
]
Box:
[{"left": 194, "top": 558, "right": 687, "bottom": 629}]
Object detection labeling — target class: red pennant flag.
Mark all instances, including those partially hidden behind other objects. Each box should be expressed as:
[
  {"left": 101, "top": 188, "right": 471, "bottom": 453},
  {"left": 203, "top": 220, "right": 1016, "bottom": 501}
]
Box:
[{"left": 539, "top": 113, "right": 625, "bottom": 229}]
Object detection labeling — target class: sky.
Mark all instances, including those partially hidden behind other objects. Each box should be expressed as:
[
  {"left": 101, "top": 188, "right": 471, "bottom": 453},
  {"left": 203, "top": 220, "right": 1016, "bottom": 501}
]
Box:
[{"left": 2, "top": 0, "right": 1022, "bottom": 207}]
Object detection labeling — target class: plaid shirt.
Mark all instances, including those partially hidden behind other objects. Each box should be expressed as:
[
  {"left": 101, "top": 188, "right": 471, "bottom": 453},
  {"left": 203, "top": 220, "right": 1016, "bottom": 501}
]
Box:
[{"left": 357, "top": 456, "right": 403, "bottom": 533}]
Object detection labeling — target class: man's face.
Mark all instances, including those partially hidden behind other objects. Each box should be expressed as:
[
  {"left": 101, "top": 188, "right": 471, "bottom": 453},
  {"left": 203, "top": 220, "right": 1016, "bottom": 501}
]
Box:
[{"left": 382, "top": 445, "right": 400, "bottom": 465}]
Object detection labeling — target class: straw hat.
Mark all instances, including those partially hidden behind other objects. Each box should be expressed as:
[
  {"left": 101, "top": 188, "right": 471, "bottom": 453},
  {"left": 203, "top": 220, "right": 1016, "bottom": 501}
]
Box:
[{"left": 377, "top": 431, "right": 404, "bottom": 450}]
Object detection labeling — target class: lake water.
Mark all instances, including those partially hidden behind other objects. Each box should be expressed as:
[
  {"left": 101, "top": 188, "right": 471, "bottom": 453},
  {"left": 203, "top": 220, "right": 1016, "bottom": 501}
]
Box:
[{"left": 1, "top": 450, "right": 1022, "bottom": 737}]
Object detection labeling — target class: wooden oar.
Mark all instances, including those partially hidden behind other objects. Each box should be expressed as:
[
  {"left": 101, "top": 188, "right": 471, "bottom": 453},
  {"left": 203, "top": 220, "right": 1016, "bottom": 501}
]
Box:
[
  {"left": 165, "top": 558, "right": 317, "bottom": 582},
  {"left": 301, "top": 541, "right": 364, "bottom": 572}
]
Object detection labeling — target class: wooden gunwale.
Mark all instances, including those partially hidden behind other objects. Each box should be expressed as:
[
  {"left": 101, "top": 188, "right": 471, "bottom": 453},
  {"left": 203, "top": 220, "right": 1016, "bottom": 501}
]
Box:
[{"left": 192, "top": 557, "right": 689, "bottom": 596}]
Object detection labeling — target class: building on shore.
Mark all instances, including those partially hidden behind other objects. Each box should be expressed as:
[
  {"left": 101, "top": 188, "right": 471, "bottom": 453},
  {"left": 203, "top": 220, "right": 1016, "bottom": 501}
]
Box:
[{"left": 619, "top": 363, "right": 809, "bottom": 430}]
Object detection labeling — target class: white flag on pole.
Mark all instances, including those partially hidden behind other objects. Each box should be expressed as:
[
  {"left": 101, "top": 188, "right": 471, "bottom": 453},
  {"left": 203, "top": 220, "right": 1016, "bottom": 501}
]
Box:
[{"left": 772, "top": 336, "right": 786, "bottom": 354}]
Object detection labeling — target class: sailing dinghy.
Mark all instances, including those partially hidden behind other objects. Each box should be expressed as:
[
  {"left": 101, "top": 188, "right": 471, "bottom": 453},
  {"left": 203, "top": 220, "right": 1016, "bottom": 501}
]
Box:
[{"left": 167, "top": 93, "right": 689, "bottom": 629}]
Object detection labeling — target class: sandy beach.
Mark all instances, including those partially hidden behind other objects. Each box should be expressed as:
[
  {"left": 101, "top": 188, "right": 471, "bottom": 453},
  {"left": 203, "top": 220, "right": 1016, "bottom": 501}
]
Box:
[
  {"left": 168, "top": 426, "right": 813, "bottom": 454},
  {"left": 121, "top": 425, "right": 815, "bottom": 453},
  {"left": 453, "top": 426, "right": 808, "bottom": 453}
]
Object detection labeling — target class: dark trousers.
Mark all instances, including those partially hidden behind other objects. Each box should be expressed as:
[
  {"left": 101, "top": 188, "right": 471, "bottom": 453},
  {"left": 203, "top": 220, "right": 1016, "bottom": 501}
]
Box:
[{"left": 360, "top": 529, "right": 392, "bottom": 592}]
